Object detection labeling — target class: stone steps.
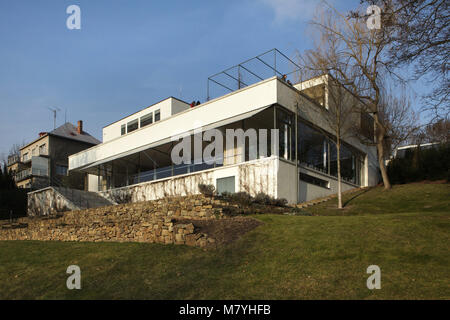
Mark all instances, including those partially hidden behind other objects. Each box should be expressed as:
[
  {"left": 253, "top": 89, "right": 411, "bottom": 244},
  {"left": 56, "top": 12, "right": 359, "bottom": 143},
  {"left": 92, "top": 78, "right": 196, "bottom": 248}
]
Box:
[{"left": 295, "top": 187, "right": 369, "bottom": 209}]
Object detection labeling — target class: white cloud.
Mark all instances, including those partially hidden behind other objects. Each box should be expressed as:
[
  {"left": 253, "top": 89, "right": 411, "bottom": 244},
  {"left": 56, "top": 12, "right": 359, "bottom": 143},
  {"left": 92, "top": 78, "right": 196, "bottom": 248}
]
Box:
[{"left": 261, "top": 0, "right": 321, "bottom": 22}]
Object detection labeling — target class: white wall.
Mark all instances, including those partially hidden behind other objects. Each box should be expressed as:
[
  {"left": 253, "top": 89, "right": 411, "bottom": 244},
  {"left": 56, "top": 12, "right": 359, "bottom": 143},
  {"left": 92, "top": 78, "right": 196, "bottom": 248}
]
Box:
[
  {"left": 98, "top": 157, "right": 279, "bottom": 203},
  {"left": 87, "top": 174, "right": 99, "bottom": 192},
  {"left": 69, "top": 78, "right": 278, "bottom": 172},
  {"left": 102, "top": 97, "right": 190, "bottom": 142},
  {"left": 277, "top": 160, "right": 298, "bottom": 204}
]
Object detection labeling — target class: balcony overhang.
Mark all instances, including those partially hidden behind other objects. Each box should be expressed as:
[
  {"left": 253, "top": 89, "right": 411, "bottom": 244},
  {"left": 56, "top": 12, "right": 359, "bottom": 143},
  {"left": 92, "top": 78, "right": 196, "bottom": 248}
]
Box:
[
  {"left": 69, "top": 76, "right": 280, "bottom": 173},
  {"left": 77, "top": 105, "right": 271, "bottom": 173}
]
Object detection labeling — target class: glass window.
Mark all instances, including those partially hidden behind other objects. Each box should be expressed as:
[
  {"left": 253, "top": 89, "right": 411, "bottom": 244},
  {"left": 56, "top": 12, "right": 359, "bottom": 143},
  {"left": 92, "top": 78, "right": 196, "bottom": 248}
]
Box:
[
  {"left": 127, "top": 119, "right": 139, "bottom": 133},
  {"left": 298, "top": 118, "right": 364, "bottom": 185},
  {"left": 55, "top": 165, "right": 68, "bottom": 176},
  {"left": 277, "top": 108, "right": 295, "bottom": 161},
  {"left": 298, "top": 120, "right": 328, "bottom": 172},
  {"left": 216, "top": 176, "right": 235, "bottom": 195},
  {"left": 300, "top": 173, "right": 329, "bottom": 189},
  {"left": 154, "top": 110, "right": 161, "bottom": 122},
  {"left": 361, "top": 112, "right": 374, "bottom": 141},
  {"left": 39, "top": 144, "right": 46, "bottom": 155},
  {"left": 121, "top": 124, "right": 126, "bottom": 135},
  {"left": 140, "top": 113, "right": 153, "bottom": 128}
]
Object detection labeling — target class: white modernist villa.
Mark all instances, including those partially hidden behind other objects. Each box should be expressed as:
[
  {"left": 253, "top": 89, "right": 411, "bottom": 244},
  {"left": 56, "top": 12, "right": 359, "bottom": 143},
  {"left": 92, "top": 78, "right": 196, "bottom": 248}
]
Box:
[{"left": 69, "top": 61, "right": 380, "bottom": 204}]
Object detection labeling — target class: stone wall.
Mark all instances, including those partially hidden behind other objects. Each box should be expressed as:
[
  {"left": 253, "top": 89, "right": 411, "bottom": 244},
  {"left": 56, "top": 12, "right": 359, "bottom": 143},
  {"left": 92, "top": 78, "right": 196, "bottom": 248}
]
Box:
[{"left": 0, "top": 194, "right": 225, "bottom": 248}]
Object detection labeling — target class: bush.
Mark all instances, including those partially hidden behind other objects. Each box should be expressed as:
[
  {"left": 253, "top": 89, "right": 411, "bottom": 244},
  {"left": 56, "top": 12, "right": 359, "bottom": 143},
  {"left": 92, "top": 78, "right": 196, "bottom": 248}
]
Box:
[
  {"left": 387, "top": 144, "right": 450, "bottom": 184},
  {"left": 254, "top": 192, "right": 288, "bottom": 207},
  {"left": 198, "top": 184, "right": 215, "bottom": 197},
  {"left": 254, "top": 192, "right": 272, "bottom": 205},
  {"left": 221, "top": 191, "right": 288, "bottom": 208},
  {"left": 272, "top": 197, "right": 288, "bottom": 207}
]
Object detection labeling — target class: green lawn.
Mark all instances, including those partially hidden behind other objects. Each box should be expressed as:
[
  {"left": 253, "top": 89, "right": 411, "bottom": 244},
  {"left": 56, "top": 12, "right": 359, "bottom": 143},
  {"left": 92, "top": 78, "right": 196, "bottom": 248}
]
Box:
[{"left": 0, "top": 183, "right": 449, "bottom": 299}]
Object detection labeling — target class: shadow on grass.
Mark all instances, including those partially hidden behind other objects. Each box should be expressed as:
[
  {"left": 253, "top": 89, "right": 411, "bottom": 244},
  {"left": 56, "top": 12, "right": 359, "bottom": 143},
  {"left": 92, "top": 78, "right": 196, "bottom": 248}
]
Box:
[{"left": 342, "top": 187, "right": 373, "bottom": 208}]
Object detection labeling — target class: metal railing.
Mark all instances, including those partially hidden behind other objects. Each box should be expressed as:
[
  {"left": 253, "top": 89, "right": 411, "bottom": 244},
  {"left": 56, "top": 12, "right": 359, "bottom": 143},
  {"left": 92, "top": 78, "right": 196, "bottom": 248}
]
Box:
[
  {"left": 207, "top": 48, "right": 302, "bottom": 101},
  {"left": 110, "top": 153, "right": 266, "bottom": 189},
  {"left": 15, "top": 168, "right": 32, "bottom": 181}
]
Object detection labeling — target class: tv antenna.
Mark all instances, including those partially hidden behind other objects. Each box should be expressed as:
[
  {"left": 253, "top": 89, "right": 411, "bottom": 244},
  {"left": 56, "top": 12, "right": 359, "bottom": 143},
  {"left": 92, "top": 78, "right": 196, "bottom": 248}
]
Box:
[{"left": 48, "top": 107, "right": 61, "bottom": 130}]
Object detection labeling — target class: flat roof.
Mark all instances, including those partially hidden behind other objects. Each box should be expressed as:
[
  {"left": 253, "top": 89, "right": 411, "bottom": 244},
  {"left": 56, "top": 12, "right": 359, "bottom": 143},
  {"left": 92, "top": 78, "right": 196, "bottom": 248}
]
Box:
[{"left": 102, "top": 96, "right": 189, "bottom": 129}]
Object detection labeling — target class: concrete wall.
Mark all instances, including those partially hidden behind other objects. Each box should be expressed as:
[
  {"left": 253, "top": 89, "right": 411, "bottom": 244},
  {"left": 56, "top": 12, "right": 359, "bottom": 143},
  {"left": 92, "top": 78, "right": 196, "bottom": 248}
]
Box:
[
  {"left": 99, "top": 157, "right": 279, "bottom": 203},
  {"left": 27, "top": 187, "right": 78, "bottom": 216},
  {"left": 69, "top": 77, "right": 278, "bottom": 171},
  {"left": 298, "top": 166, "right": 359, "bottom": 202},
  {"left": 102, "top": 97, "right": 190, "bottom": 142}
]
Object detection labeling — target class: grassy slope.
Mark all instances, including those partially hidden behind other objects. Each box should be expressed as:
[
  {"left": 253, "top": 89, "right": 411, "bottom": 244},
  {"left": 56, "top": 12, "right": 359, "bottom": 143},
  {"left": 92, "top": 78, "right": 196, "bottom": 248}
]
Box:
[
  {"left": 306, "top": 183, "right": 449, "bottom": 216},
  {"left": 0, "top": 184, "right": 449, "bottom": 299}
]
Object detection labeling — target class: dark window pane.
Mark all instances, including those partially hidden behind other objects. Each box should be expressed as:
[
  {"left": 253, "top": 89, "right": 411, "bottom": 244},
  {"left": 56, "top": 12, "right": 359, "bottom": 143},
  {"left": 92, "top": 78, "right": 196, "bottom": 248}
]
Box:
[
  {"left": 298, "top": 120, "right": 327, "bottom": 173},
  {"left": 154, "top": 110, "right": 161, "bottom": 122},
  {"left": 127, "top": 119, "right": 138, "bottom": 133},
  {"left": 140, "top": 113, "right": 153, "bottom": 128},
  {"left": 300, "top": 173, "right": 329, "bottom": 189}
]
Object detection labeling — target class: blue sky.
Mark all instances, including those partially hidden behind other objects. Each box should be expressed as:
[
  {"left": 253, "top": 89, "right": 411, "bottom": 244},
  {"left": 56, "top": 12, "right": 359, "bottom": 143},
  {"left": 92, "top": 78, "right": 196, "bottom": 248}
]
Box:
[{"left": 0, "top": 0, "right": 425, "bottom": 159}]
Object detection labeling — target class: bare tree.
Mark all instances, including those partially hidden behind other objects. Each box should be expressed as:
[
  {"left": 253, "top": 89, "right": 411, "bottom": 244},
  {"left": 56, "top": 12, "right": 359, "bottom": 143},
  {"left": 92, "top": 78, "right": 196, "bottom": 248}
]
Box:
[
  {"left": 360, "top": 0, "right": 449, "bottom": 121},
  {"left": 379, "top": 87, "right": 420, "bottom": 157},
  {"left": 299, "top": 38, "right": 362, "bottom": 208},
  {"left": 420, "top": 118, "right": 450, "bottom": 144},
  {"left": 303, "top": 2, "right": 402, "bottom": 189},
  {"left": 8, "top": 143, "right": 23, "bottom": 157}
]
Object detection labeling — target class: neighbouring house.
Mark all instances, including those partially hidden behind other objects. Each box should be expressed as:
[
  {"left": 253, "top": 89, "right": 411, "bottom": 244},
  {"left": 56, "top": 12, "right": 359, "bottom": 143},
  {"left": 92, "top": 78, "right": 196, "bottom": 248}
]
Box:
[
  {"left": 385, "top": 142, "right": 442, "bottom": 166},
  {"left": 68, "top": 73, "right": 379, "bottom": 204},
  {"left": 7, "top": 121, "right": 100, "bottom": 190}
]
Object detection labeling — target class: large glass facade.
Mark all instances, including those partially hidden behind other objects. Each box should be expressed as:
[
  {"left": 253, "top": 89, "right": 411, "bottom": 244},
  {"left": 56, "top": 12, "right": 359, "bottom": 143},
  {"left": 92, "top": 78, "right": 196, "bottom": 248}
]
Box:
[
  {"left": 298, "top": 118, "right": 364, "bottom": 186},
  {"left": 298, "top": 121, "right": 328, "bottom": 173}
]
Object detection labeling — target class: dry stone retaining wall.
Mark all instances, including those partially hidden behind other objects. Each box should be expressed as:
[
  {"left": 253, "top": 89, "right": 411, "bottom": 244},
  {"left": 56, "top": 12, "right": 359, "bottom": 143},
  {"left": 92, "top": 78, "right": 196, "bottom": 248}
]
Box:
[{"left": 0, "top": 195, "right": 226, "bottom": 248}]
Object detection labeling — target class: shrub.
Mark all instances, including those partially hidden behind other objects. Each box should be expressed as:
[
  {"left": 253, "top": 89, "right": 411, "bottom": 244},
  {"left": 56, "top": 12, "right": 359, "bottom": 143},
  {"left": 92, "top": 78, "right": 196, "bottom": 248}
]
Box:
[
  {"left": 254, "top": 192, "right": 288, "bottom": 207},
  {"left": 230, "top": 192, "right": 253, "bottom": 206},
  {"left": 272, "top": 197, "right": 288, "bottom": 207},
  {"left": 220, "top": 191, "right": 288, "bottom": 208},
  {"left": 254, "top": 192, "right": 272, "bottom": 205},
  {"left": 387, "top": 143, "right": 450, "bottom": 184},
  {"left": 198, "top": 184, "right": 215, "bottom": 197}
]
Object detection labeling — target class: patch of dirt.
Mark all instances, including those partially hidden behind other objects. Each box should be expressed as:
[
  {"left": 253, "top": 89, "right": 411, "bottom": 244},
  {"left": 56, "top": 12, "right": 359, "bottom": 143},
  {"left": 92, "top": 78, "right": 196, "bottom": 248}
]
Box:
[{"left": 175, "top": 216, "right": 263, "bottom": 246}]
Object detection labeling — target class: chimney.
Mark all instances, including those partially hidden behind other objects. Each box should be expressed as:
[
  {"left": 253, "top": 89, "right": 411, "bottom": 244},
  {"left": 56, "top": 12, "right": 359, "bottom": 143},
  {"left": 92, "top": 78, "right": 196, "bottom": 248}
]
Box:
[{"left": 77, "top": 120, "right": 83, "bottom": 134}]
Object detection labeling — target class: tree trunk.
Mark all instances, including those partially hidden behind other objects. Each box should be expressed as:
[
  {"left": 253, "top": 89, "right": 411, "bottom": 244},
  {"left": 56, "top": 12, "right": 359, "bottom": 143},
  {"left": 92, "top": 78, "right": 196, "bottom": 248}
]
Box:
[
  {"left": 337, "top": 141, "right": 343, "bottom": 209},
  {"left": 376, "top": 123, "right": 392, "bottom": 190}
]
